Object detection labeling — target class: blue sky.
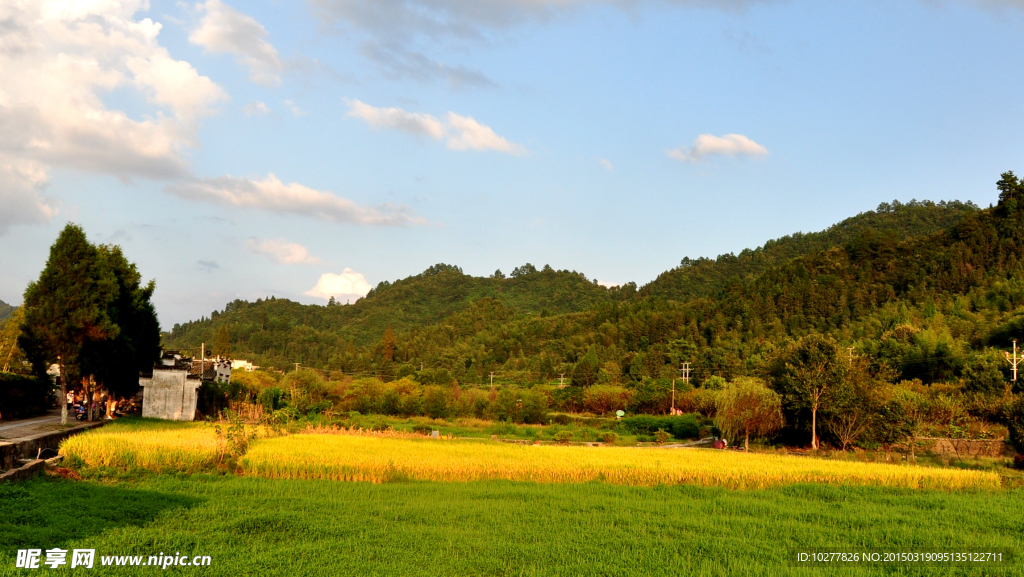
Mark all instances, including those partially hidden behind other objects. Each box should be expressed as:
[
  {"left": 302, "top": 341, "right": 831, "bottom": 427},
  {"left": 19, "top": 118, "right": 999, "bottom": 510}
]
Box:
[{"left": 1, "top": 0, "right": 1023, "bottom": 327}]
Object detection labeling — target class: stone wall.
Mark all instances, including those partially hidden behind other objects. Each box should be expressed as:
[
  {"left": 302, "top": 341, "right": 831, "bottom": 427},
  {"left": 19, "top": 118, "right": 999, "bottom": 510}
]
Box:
[
  {"left": 922, "top": 437, "right": 1009, "bottom": 458},
  {"left": 140, "top": 370, "right": 199, "bottom": 421}
]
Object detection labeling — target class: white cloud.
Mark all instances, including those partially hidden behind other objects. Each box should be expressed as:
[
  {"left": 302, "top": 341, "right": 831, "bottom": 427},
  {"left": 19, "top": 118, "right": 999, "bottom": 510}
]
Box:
[
  {"left": 247, "top": 238, "right": 320, "bottom": 264},
  {"left": 244, "top": 101, "right": 271, "bottom": 116},
  {"left": 445, "top": 112, "right": 526, "bottom": 155},
  {"left": 166, "top": 173, "right": 429, "bottom": 226},
  {"left": 346, "top": 100, "right": 525, "bottom": 155},
  {"left": 347, "top": 99, "right": 445, "bottom": 138},
  {"left": 597, "top": 280, "right": 620, "bottom": 288},
  {"left": 599, "top": 158, "right": 614, "bottom": 173},
  {"left": 667, "top": 134, "right": 768, "bottom": 163},
  {"left": 189, "top": 0, "right": 284, "bottom": 87},
  {"left": 284, "top": 99, "right": 303, "bottom": 116},
  {"left": 0, "top": 0, "right": 228, "bottom": 232},
  {"left": 305, "top": 268, "right": 372, "bottom": 302},
  {"left": 0, "top": 156, "right": 58, "bottom": 235}
]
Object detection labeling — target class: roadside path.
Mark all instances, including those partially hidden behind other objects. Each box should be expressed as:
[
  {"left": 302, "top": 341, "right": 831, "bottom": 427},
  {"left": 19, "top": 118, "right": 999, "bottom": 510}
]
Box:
[{"left": 0, "top": 410, "right": 69, "bottom": 439}]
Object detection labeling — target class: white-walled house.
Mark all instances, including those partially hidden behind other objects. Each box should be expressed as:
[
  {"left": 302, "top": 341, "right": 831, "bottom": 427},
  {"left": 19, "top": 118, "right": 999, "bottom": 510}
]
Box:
[{"left": 139, "top": 351, "right": 200, "bottom": 421}]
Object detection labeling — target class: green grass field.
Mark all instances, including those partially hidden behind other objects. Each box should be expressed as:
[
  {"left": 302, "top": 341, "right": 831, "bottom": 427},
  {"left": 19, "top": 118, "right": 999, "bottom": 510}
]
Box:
[{"left": 2, "top": 475, "right": 1022, "bottom": 576}]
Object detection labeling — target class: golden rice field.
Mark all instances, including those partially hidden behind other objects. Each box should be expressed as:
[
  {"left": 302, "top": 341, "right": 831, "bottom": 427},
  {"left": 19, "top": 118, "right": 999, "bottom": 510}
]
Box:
[
  {"left": 59, "top": 420, "right": 223, "bottom": 473},
  {"left": 240, "top": 434, "right": 1001, "bottom": 490}
]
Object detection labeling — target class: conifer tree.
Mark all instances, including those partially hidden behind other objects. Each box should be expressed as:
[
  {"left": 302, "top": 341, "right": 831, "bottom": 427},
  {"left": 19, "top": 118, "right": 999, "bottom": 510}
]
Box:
[{"left": 20, "top": 225, "right": 118, "bottom": 424}]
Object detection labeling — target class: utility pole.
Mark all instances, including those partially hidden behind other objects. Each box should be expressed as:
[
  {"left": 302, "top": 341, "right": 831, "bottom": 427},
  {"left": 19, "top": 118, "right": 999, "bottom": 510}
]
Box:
[
  {"left": 558, "top": 373, "right": 565, "bottom": 387},
  {"left": 848, "top": 347, "right": 855, "bottom": 365},
  {"left": 295, "top": 362, "right": 301, "bottom": 372},
  {"left": 1004, "top": 339, "right": 1020, "bottom": 387},
  {"left": 675, "top": 362, "right": 691, "bottom": 415},
  {"left": 489, "top": 372, "right": 495, "bottom": 386}
]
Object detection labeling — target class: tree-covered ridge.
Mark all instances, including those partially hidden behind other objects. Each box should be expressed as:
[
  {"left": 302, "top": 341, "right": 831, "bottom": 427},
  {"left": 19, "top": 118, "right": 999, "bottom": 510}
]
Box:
[
  {"left": 163, "top": 263, "right": 623, "bottom": 364},
  {"left": 639, "top": 199, "right": 979, "bottom": 302},
  {"left": 0, "top": 299, "right": 15, "bottom": 323},
  {"left": 165, "top": 196, "right": 995, "bottom": 387}
]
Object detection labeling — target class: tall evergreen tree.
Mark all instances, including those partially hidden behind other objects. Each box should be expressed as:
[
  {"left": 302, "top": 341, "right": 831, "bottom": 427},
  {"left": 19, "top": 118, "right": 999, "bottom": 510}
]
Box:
[
  {"left": 19, "top": 225, "right": 118, "bottom": 424},
  {"left": 81, "top": 245, "right": 161, "bottom": 401}
]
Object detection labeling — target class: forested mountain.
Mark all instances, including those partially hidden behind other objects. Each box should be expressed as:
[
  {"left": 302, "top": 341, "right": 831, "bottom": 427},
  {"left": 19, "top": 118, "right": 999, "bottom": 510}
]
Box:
[
  {"left": 163, "top": 194, "right": 1006, "bottom": 389},
  {"left": 639, "top": 199, "right": 978, "bottom": 302},
  {"left": 0, "top": 299, "right": 15, "bottom": 323},
  {"left": 164, "top": 263, "right": 624, "bottom": 364}
]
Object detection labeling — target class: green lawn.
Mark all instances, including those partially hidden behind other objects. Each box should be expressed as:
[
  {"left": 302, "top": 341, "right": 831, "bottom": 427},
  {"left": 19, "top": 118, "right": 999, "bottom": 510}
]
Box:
[{"left": 1, "top": 475, "right": 1021, "bottom": 576}]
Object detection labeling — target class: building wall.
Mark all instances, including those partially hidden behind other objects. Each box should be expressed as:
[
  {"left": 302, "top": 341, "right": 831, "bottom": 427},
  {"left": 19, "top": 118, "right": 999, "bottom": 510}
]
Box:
[{"left": 140, "top": 370, "right": 200, "bottom": 421}]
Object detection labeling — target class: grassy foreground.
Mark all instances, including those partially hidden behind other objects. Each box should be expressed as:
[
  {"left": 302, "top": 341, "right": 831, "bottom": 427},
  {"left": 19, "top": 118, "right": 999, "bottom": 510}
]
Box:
[{"left": 1, "top": 475, "right": 1021, "bottom": 576}]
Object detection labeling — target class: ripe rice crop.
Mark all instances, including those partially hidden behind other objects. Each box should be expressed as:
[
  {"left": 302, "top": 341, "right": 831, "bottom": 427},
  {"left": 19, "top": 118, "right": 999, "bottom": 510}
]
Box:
[
  {"left": 60, "top": 419, "right": 222, "bottom": 473},
  {"left": 240, "top": 434, "right": 1000, "bottom": 490}
]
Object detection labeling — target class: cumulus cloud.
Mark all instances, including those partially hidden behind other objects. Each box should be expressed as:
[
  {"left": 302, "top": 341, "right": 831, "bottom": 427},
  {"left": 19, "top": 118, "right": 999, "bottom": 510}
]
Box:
[
  {"left": 244, "top": 101, "right": 271, "bottom": 116},
  {"left": 667, "top": 134, "right": 768, "bottom": 163},
  {"left": 247, "top": 237, "right": 321, "bottom": 264},
  {"left": 166, "top": 174, "right": 429, "bottom": 226},
  {"left": 346, "top": 100, "right": 526, "bottom": 155},
  {"left": 0, "top": 0, "right": 228, "bottom": 233},
  {"left": 305, "top": 268, "right": 372, "bottom": 302},
  {"left": 189, "top": 0, "right": 284, "bottom": 87},
  {"left": 0, "top": 156, "right": 58, "bottom": 235},
  {"left": 347, "top": 99, "right": 445, "bottom": 138}
]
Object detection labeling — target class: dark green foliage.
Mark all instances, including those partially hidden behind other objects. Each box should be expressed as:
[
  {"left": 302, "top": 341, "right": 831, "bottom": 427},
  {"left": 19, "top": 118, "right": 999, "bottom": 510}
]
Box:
[
  {"left": 0, "top": 373, "right": 51, "bottom": 419},
  {"left": 619, "top": 414, "right": 701, "bottom": 439},
  {"left": 20, "top": 224, "right": 119, "bottom": 380},
  {"left": 258, "top": 387, "right": 284, "bottom": 412},
  {"left": 639, "top": 199, "right": 977, "bottom": 302},
  {"left": 1006, "top": 396, "right": 1024, "bottom": 455},
  {"left": 570, "top": 347, "right": 599, "bottom": 387},
  {"left": 423, "top": 386, "right": 450, "bottom": 419},
  {"left": 80, "top": 245, "right": 161, "bottom": 400},
  {"left": 196, "top": 380, "right": 247, "bottom": 417}
]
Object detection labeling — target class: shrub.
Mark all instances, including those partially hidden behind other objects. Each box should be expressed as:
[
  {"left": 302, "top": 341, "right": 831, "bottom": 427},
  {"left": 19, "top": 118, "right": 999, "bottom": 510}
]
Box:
[
  {"left": 0, "top": 373, "right": 50, "bottom": 420},
  {"left": 601, "top": 432, "right": 619, "bottom": 445},
  {"left": 619, "top": 414, "right": 700, "bottom": 440},
  {"left": 553, "top": 431, "right": 573, "bottom": 445},
  {"left": 583, "top": 385, "right": 632, "bottom": 414},
  {"left": 258, "top": 388, "right": 284, "bottom": 412},
  {"left": 655, "top": 429, "right": 671, "bottom": 445}
]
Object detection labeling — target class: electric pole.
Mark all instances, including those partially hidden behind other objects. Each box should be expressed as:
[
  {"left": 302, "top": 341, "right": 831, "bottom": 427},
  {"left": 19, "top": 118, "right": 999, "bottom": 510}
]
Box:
[
  {"left": 1004, "top": 339, "right": 1020, "bottom": 387},
  {"left": 848, "top": 347, "right": 855, "bottom": 365},
  {"left": 558, "top": 373, "right": 565, "bottom": 387},
  {"left": 489, "top": 372, "right": 495, "bottom": 386},
  {"left": 674, "top": 362, "right": 691, "bottom": 415}
]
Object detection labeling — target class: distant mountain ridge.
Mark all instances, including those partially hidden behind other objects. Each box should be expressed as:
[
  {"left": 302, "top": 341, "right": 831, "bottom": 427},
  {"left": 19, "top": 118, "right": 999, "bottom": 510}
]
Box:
[
  {"left": 0, "top": 299, "right": 15, "bottom": 323},
  {"left": 162, "top": 198, "right": 979, "bottom": 371},
  {"left": 639, "top": 199, "right": 978, "bottom": 302}
]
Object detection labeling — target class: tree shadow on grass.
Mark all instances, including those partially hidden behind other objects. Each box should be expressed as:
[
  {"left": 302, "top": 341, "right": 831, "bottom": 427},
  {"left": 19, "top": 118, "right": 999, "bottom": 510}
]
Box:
[{"left": 0, "top": 475, "right": 199, "bottom": 550}]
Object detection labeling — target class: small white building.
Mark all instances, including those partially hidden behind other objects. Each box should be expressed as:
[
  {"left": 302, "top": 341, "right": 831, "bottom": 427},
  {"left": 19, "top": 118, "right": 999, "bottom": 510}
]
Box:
[
  {"left": 140, "top": 351, "right": 200, "bottom": 421},
  {"left": 193, "top": 358, "right": 232, "bottom": 383},
  {"left": 231, "top": 359, "right": 258, "bottom": 372}
]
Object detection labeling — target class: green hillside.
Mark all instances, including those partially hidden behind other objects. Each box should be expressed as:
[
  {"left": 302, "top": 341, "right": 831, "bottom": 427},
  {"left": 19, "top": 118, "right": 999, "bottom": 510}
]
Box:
[
  {"left": 639, "top": 199, "right": 978, "bottom": 302},
  {"left": 163, "top": 263, "right": 624, "bottom": 365},
  {"left": 164, "top": 197, "right": 990, "bottom": 381},
  {"left": 0, "top": 299, "right": 15, "bottom": 323}
]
